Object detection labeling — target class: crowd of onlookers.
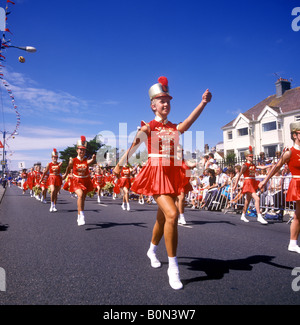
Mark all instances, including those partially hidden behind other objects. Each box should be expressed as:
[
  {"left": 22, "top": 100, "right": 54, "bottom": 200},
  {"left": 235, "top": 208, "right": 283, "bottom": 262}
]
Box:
[{"left": 185, "top": 152, "right": 294, "bottom": 218}]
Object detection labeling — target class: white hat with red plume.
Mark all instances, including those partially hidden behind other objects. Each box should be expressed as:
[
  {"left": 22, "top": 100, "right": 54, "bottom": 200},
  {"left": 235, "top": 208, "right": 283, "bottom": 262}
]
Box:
[
  {"left": 149, "top": 76, "right": 173, "bottom": 100},
  {"left": 77, "top": 136, "right": 87, "bottom": 149},
  {"left": 52, "top": 148, "right": 58, "bottom": 157}
]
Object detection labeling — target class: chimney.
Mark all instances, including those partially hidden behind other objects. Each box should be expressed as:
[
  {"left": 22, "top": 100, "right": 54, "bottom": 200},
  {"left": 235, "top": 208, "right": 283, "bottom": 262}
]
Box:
[{"left": 275, "top": 78, "right": 291, "bottom": 98}]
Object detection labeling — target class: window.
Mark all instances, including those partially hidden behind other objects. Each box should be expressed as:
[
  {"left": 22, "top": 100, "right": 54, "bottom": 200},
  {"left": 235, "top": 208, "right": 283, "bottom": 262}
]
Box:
[
  {"left": 295, "top": 115, "right": 300, "bottom": 121},
  {"left": 227, "top": 131, "right": 233, "bottom": 140},
  {"left": 262, "top": 121, "right": 277, "bottom": 132},
  {"left": 237, "top": 127, "right": 248, "bottom": 136},
  {"left": 264, "top": 145, "right": 277, "bottom": 158}
]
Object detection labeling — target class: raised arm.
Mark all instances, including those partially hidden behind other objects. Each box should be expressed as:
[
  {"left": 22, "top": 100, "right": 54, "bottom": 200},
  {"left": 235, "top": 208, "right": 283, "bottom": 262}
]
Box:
[
  {"left": 177, "top": 89, "right": 212, "bottom": 134},
  {"left": 87, "top": 154, "right": 96, "bottom": 166}
]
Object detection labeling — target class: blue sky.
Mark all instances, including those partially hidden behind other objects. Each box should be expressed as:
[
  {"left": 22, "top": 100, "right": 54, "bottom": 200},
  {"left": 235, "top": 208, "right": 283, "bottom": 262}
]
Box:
[{"left": 0, "top": 0, "right": 300, "bottom": 170}]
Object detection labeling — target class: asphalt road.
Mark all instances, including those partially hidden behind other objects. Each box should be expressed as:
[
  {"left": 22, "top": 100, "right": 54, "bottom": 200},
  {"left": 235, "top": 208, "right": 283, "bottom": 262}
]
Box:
[{"left": 1, "top": 185, "right": 300, "bottom": 306}]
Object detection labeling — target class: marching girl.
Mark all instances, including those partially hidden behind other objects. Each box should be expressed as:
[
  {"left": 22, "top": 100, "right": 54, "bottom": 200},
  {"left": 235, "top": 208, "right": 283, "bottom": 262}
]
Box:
[
  {"left": 118, "top": 164, "right": 132, "bottom": 211},
  {"left": 112, "top": 173, "right": 120, "bottom": 200},
  {"left": 40, "top": 167, "right": 49, "bottom": 204},
  {"left": 114, "top": 76, "right": 212, "bottom": 290},
  {"left": 233, "top": 146, "right": 269, "bottom": 224},
  {"left": 41, "top": 149, "right": 63, "bottom": 212},
  {"left": 33, "top": 163, "right": 42, "bottom": 200},
  {"left": 23, "top": 167, "right": 34, "bottom": 196},
  {"left": 63, "top": 136, "right": 96, "bottom": 226},
  {"left": 93, "top": 165, "right": 105, "bottom": 203},
  {"left": 20, "top": 168, "right": 27, "bottom": 194},
  {"left": 259, "top": 122, "right": 300, "bottom": 253}
]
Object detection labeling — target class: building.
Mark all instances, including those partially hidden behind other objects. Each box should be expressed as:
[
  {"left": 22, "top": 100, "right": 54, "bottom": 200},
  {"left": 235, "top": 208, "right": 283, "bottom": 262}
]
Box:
[{"left": 221, "top": 79, "right": 300, "bottom": 159}]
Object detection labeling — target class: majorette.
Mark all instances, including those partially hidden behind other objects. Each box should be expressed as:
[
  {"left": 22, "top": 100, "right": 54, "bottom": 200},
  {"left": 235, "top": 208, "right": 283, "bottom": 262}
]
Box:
[
  {"left": 114, "top": 76, "right": 212, "bottom": 290},
  {"left": 41, "top": 148, "right": 63, "bottom": 212},
  {"left": 63, "top": 136, "right": 96, "bottom": 226},
  {"left": 233, "top": 146, "right": 269, "bottom": 224},
  {"left": 259, "top": 121, "right": 300, "bottom": 253}
]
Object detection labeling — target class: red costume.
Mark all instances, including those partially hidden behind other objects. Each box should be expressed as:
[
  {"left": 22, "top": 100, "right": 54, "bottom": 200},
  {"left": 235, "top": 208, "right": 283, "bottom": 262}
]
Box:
[
  {"left": 24, "top": 170, "right": 34, "bottom": 190},
  {"left": 93, "top": 172, "right": 105, "bottom": 189},
  {"left": 287, "top": 146, "right": 300, "bottom": 201},
  {"left": 179, "top": 161, "right": 193, "bottom": 194},
  {"left": 241, "top": 162, "right": 259, "bottom": 194},
  {"left": 130, "top": 118, "right": 187, "bottom": 196},
  {"left": 40, "top": 173, "right": 49, "bottom": 189},
  {"left": 33, "top": 170, "right": 42, "bottom": 187},
  {"left": 69, "top": 157, "right": 94, "bottom": 193},
  {"left": 118, "top": 167, "right": 132, "bottom": 189},
  {"left": 47, "top": 162, "right": 62, "bottom": 187}
]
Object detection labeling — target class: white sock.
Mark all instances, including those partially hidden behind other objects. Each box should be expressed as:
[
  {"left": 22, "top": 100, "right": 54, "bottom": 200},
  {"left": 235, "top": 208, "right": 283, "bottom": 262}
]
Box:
[
  {"left": 290, "top": 239, "right": 298, "bottom": 247},
  {"left": 148, "top": 243, "right": 158, "bottom": 255},
  {"left": 51, "top": 202, "right": 54, "bottom": 207},
  {"left": 168, "top": 256, "right": 179, "bottom": 270},
  {"left": 179, "top": 213, "right": 184, "bottom": 218}
]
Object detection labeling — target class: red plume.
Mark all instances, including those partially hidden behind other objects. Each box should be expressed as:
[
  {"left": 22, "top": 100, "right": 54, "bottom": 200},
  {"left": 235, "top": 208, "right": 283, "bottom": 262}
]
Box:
[
  {"left": 81, "top": 136, "right": 86, "bottom": 142},
  {"left": 158, "top": 76, "right": 168, "bottom": 87},
  {"left": 249, "top": 146, "right": 253, "bottom": 153},
  {"left": 53, "top": 148, "right": 57, "bottom": 152}
]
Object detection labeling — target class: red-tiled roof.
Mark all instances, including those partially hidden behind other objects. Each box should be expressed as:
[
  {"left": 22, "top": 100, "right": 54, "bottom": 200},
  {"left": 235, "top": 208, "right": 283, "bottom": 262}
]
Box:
[{"left": 222, "top": 86, "right": 300, "bottom": 129}]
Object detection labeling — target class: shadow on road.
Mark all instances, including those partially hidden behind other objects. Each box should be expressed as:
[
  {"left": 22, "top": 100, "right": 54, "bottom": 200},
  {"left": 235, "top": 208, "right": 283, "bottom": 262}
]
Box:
[
  {"left": 0, "top": 223, "right": 9, "bottom": 231},
  {"left": 85, "top": 222, "right": 147, "bottom": 231},
  {"left": 179, "top": 255, "right": 293, "bottom": 286}
]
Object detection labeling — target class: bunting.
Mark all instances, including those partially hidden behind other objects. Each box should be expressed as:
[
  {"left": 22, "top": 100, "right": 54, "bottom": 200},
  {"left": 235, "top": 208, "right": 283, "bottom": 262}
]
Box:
[{"left": 0, "top": 0, "right": 20, "bottom": 155}]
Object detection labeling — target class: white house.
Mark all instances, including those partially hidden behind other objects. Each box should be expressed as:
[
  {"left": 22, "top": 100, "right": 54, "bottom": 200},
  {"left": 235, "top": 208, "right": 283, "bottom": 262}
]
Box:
[{"left": 222, "top": 79, "right": 300, "bottom": 159}]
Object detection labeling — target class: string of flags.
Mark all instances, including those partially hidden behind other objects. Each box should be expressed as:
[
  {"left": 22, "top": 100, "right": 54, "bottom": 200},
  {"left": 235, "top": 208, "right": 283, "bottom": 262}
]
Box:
[{"left": 0, "top": 0, "right": 20, "bottom": 144}]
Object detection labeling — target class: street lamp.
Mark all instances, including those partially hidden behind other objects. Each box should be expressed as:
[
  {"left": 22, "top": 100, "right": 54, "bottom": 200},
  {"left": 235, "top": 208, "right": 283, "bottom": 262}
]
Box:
[
  {"left": 0, "top": 130, "right": 16, "bottom": 175},
  {"left": 8, "top": 45, "right": 37, "bottom": 53},
  {"left": 0, "top": 45, "right": 37, "bottom": 175}
]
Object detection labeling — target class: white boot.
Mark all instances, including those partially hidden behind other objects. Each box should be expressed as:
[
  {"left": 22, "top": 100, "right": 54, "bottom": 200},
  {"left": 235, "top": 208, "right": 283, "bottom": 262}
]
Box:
[
  {"left": 288, "top": 240, "right": 300, "bottom": 253},
  {"left": 127, "top": 203, "right": 130, "bottom": 211},
  {"left": 178, "top": 214, "right": 186, "bottom": 225},
  {"left": 147, "top": 244, "right": 161, "bottom": 268},
  {"left": 121, "top": 202, "right": 126, "bottom": 210},
  {"left": 167, "top": 257, "right": 183, "bottom": 290},
  {"left": 77, "top": 212, "right": 85, "bottom": 226},
  {"left": 257, "top": 214, "right": 268, "bottom": 224},
  {"left": 240, "top": 214, "right": 249, "bottom": 223}
]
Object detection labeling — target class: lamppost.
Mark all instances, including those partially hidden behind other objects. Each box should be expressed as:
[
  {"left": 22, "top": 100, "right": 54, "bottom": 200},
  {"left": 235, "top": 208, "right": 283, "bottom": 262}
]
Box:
[
  {"left": 0, "top": 44, "right": 37, "bottom": 175},
  {"left": 8, "top": 45, "right": 37, "bottom": 53},
  {"left": 0, "top": 130, "right": 16, "bottom": 175}
]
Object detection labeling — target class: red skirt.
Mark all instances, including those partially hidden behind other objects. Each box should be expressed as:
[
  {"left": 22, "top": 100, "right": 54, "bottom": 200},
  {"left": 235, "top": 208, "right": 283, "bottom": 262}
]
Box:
[
  {"left": 93, "top": 179, "right": 105, "bottom": 189},
  {"left": 47, "top": 175, "right": 62, "bottom": 187},
  {"left": 286, "top": 178, "right": 300, "bottom": 201},
  {"left": 178, "top": 166, "right": 192, "bottom": 194},
  {"left": 242, "top": 179, "right": 259, "bottom": 194},
  {"left": 69, "top": 176, "right": 94, "bottom": 193},
  {"left": 130, "top": 159, "right": 184, "bottom": 197},
  {"left": 118, "top": 177, "right": 131, "bottom": 189}
]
